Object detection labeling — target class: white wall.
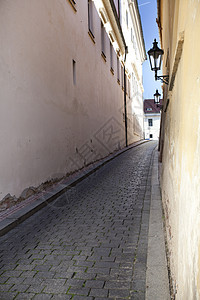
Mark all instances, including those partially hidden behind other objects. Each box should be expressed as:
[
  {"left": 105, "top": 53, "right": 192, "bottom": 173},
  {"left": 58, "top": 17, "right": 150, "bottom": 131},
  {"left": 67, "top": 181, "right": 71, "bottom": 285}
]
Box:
[
  {"left": 144, "top": 114, "right": 161, "bottom": 140},
  {"left": 0, "top": 0, "right": 144, "bottom": 201}
]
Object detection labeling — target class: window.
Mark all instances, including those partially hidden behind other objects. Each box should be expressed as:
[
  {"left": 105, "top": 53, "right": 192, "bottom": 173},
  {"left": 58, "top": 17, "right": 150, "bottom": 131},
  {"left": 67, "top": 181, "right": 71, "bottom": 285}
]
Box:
[
  {"left": 150, "top": 134, "right": 153, "bottom": 139},
  {"left": 121, "top": 65, "right": 124, "bottom": 88},
  {"left": 88, "top": 0, "right": 94, "bottom": 38},
  {"left": 147, "top": 108, "right": 152, "bottom": 111},
  {"left": 72, "top": 60, "right": 76, "bottom": 85},
  {"left": 101, "top": 22, "right": 106, "bottom": 59},
  {"left": 128, "top": 79, "right": 130, "bottom": 97},
  {"left": 117, "top": 57, "right": 120, "bottom": 83},
  {"left": 148, "top": 119, "right": 153, "bottom": 126},
  {"left": 126, "top": 10, "right": 128, "bottom": 27},
  {"left": 110, "top": 42, "right": 114, "bottom": 73},
  {"left": 125, "top": 74, "right": 128, "bottom": 94},
  {"left": 68, "top": 0, "right": 76, "bottom": 11},
  {"left": 113, "top": 0, "right": 120, "bottom": 18}
]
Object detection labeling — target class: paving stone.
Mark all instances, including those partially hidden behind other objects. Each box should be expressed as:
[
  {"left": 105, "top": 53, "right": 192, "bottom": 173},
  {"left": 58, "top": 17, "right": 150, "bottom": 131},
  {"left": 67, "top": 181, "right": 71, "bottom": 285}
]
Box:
[
  {"left": 74, "top": 272, "right": 97, "bottom": 280},
  {"left": 0, "top": 291, "right": 18, "bottom": 300},
  {"left": 73, "top": 256, "right": 88, "bottom": 261},
  {"left": 67, "top": 287, "right": 90, "bottom": 296},
  {"left": 49, "top": 265, "right": 69, "bottom": 274},
  {"left": 10, "top": 284, "right": 30, "bottom": 293},
  {"left": 130, "top": 290, "right": 145, "bottom": 300},
  {"left": 95, "top": 298, "right": 115, "bottom": 300},
  {"left": 85, "top": 280, "right": 105, "bottom": 289},
  {"left": 15, "top": 292, "right": 36, "bottom": 299},
  {"left": 74, "top": 261, "right": 94, "bottom": 268},
  {"left": 96, "top": 274, "right": 118, "bottom": 282},
  {"left": 87, "top": 268, "right": 110, "bottom": 275},
  {"left": 0, "top": 142, "right": 157, "bottom": 300},
  {"left": 73, "top": 297, "right": 93, "bottom": 300},
  {"left": 16, "top": 264, "right": 35, "bottom": 271},
  {"left": 94, "top": 297, "right": 114, "bottom": 300},
  {"left": 65, "top": 279, "right": 84, "bottom": 287},
  {"left": 0, "top": 283, "right": 13, "bottom": 292},
  {"left": 51, "top": 295, "right": 71, "bottom": 300},
  {"left": 53, "top": 272, "right": 74, "bottom": 279},
  {"left": 110, "top": 268, "right": 132, "bottom": 277},
  {"left": 1, "top": 270, "right": 23, "bottom": 277},
  {"left": 34, "top": 271, "right": 55, "bottom": 279},
  {"left": 109, "top": 288, "right": 130, "bottom": 298},
  {"left": 33, "top": 294, "right": 53, "bottom": 300},
  {"left": 20, "top": 271, "right": 38, "bottom": 278},
  {"left": 131, "top": 279, "right": 146, "bottom": 293},
  {"left": 26, "top": 285, "right": 45, "bottom": 293},
  {"left": 33, "top": 260, "right": 49, "bottom": 266},
  {"left": 43, "top": 284, "right": 69, "bottom": 294},
  {"left": 23, "top": 278, "right": 44, "bottom": 285},
  {"left": 40, "top": 278, "right": 67, "bottom": 286},
  {"left": 33, "top": 265, "right": 52, "bottom": 272},
  {"left": 100, "top": 256, "right": 116, "bottom": 262},
  {"left": 89, "top": 288, "right": 108, "bottom": 297},
  {"left": 104, "top": 281, "right": 130, "bottom": 289},
  {"left": 0, "top": 277, "right": 9, "bottom": 284},
  {"left": 67, "top": 267, "right": 86, "bottom": 273},
  {"left": 94, "top": 262, "right": 119, "bottom": 269}
]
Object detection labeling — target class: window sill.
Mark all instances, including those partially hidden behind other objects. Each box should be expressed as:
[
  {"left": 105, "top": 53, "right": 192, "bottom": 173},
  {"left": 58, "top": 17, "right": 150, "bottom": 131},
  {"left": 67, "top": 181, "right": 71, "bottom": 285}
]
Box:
[
  {"left": 110, "top": 68, "right": 114, "bottom": 75},
  {"left": 101, "top": 52, "right": 106, "bottom": 62},
  {"left": 88, "top": 30, "right": 95, "bottom": 44},
  {"left": 68, "top": 0, "right": 77, "bottom": 12}
]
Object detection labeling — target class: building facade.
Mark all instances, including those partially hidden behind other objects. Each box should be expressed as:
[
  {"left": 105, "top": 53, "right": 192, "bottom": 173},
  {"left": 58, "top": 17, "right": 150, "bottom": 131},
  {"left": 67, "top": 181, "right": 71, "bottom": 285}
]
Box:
[
  {"left": 157, "top": 0, "right": 200, "bottom": 298},
  {"left": 143, "top": 99, "right": 161, "bottom": 140},
  {"left": 0, "top": 0, "right": 146, "bottom": 204}
]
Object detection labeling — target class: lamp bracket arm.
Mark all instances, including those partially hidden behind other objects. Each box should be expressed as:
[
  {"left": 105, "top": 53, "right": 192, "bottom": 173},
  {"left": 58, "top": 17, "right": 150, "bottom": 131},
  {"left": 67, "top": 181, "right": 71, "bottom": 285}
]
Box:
[{"left": 156, "top": 74, "right": 169, "bottom": 85}]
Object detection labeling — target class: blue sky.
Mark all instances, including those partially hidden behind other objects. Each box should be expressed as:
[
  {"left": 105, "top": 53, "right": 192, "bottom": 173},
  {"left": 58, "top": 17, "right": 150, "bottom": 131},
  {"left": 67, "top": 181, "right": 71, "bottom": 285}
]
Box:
[{"left": 138, "top": 0, "right": 162, "bottom": 99}]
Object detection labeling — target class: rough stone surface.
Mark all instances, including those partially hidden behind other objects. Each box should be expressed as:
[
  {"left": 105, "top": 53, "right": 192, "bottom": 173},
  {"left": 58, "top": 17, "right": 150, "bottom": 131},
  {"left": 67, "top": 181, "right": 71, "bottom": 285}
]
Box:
[
  {"left": 145, "top": 148, "right": 170, "bottom": 300},
  {"left": 0, "top": 142, "right": 157, "bottom": 299},
  {"left": 0, "top": 194, "right": 18, "bottom": 211}
]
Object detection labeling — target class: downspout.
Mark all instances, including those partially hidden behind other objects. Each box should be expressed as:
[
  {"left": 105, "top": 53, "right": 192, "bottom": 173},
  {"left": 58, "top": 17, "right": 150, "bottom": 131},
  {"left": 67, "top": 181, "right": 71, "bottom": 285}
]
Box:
[
  {"left": 108, "top": 0, "right": 128, "bottom": 146},
  {"left": 124, "top": 46, "right": 128, "bottom": 147}
]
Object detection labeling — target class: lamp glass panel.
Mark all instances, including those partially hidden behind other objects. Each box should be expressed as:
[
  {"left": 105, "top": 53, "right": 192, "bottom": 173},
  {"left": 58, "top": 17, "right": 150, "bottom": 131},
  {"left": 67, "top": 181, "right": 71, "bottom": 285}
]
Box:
[
  {"left": 149, "top": 55, "right": 155, "bottom": 70},
  {"left": 154, "top": 51, "right": 162, "bottom": 70},
  {"left": 154, "top": 90, "right": 161, "bottom": 104},
  {"left": 154, "top": 95, "right": 160, "bottom": 104}
]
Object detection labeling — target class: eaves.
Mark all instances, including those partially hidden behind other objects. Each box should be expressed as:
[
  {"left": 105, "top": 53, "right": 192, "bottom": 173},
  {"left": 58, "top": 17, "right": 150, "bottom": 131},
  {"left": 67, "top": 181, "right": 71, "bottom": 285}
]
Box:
[
  {"left": 128, "top": 0, "right": 147, "bottom": 62},
  {"left": 156, "top": 0, "right": 163, "bottom": 45},
  {"left": 102, "top": 0, "right": 127, "bottom": 54}
]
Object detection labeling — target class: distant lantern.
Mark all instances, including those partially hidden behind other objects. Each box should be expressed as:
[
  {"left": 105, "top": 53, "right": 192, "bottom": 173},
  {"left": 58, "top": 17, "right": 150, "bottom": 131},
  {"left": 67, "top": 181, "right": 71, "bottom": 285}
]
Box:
[
  {"left": 148, "top": 39, "right": 164, "bottom": 72},
  {"left": 154, "top": 89, "right": 161, "bottom": 105}
]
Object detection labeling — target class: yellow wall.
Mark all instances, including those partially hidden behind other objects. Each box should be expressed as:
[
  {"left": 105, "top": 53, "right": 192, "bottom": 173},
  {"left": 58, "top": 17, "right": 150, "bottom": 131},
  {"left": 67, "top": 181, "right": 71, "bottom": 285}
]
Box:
[{"left": 160, "top": 0, "right": 200, "bottom": 298}]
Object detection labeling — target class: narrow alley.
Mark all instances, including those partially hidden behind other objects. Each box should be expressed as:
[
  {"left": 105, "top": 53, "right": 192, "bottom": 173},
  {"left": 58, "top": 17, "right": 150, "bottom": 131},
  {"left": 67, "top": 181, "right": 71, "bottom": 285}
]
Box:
[{"left": 0, "top": 141, "right": 164, "bottom": 300}]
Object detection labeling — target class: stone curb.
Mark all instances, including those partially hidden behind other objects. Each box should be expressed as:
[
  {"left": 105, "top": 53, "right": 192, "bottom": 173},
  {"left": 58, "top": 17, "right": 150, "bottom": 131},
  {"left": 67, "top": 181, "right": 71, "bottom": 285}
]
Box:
[
  {"left": 0, "top": 140, "right": 149, "bottom": 237},
  {"left": 145, "top": 147, "right": 170, "bottom": 299}
]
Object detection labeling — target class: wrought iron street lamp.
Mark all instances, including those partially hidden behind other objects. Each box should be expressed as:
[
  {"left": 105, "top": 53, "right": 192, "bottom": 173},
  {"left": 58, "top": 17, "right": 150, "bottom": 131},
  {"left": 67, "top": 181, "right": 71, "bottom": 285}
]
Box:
[
  {"left": 148, "top": 39, "right": 169, "bottom": 85},
  {"left": 154, "top": 89, "right": 161, "bottom": 105}
]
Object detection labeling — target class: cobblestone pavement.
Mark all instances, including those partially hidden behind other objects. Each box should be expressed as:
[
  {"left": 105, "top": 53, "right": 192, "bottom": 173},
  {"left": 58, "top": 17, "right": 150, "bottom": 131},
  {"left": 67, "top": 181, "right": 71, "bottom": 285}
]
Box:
[{"left": 0, "top": 141, "right": 157, "bottom": 300}]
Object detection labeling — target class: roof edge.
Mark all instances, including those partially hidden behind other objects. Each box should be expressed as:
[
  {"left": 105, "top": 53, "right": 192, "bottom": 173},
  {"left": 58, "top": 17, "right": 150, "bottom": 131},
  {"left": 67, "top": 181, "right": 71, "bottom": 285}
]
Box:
[
  {"left": 129, "top": 0, "right": 146, "bottom": 61},
  {"left": 109, "top": 0, "right": 127, "bottom": 48},
  {"left": 134, "top": 0, "right": 146, "bottom": 59},
  {"left": 156, "top": 0, "right": 163, "bottom": 45}
]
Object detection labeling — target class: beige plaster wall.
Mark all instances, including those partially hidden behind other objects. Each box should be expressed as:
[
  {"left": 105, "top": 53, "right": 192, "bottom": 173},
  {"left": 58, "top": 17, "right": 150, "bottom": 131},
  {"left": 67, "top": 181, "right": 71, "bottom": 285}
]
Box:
[
  {"left": 160, "top": 0, "right": 200, "bottom": 298},
  {"left": 0, "top": 0, "right": 143, "bottom": 200}
]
